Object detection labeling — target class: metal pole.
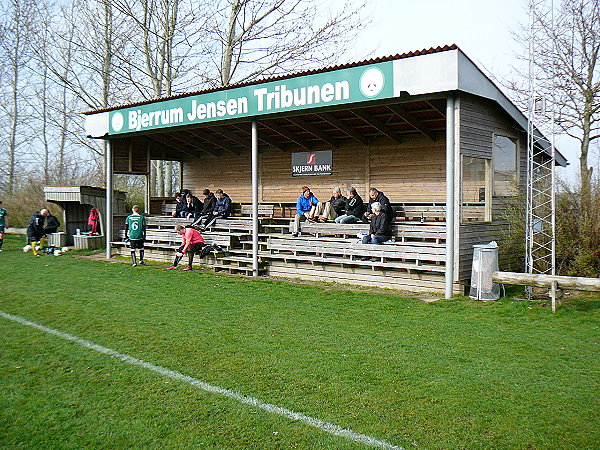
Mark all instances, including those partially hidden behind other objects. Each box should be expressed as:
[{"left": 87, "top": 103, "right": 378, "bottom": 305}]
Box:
[
  {"left": 106, "top": 139, "right": 113, "bottom": 260},
  {"left": 251, "top": 121, "right": 259, "bottom": 277},
  {"left": 445, "top": 95, "right": 456, "bottom": 299}
]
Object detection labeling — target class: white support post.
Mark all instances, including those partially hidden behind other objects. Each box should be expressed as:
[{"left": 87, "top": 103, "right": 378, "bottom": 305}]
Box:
[
  {"left": 106, "top": 139, "right": 113, "bottom": 260},
  {"left": 445, "top": 95, "right": 456, "bottom": 299},
  {"left": 251, "top": 121, "right": 259, "bottom": 277}
]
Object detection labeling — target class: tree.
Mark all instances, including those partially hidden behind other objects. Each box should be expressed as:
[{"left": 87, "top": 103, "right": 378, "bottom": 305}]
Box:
[
  {"left": 208, "top": 0, "right": 368, "bottom": 87},
  {"left": 524, "top": 1, "right": 599, "bottom": 219},
  {"left": 0, "top": 0, "right": 37, "bottom": 194}
]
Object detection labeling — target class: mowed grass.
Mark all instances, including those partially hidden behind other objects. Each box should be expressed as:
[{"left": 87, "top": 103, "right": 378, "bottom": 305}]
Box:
[{"left": 0, "top": 234, "right": 599, "bottom": 449}]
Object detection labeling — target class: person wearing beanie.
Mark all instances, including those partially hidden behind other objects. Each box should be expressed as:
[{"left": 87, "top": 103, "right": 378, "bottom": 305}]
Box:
[{"left": 292, "top": 186, "right": 319, "bottom": 237}]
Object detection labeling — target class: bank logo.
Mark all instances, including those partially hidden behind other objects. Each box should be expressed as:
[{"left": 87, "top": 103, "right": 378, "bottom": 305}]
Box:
[
  {"left": 360, "top": 68, "right": 385, "bottom": 98},
  {"left": 306, "top": 153, "right": 316, "bottom": 164},
  {"left": 111, "top": 112, "right": 124, "bottom": 132}
]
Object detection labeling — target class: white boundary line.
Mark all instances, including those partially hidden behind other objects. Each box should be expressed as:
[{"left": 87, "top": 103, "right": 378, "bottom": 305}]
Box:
[{"left": 0, "top": 310, "right": 403, "bottom": 449}]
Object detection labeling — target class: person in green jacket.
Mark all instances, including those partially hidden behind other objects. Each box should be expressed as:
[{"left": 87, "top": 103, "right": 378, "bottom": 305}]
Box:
[{"left": 125, "top": 205, "right": 147, "bottom": 267}]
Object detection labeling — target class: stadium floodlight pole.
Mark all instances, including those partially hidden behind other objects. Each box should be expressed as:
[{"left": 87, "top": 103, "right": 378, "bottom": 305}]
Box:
[
  {"left": 106, "top": 139, "right": 113, "bottom": 260},
  {"left": 251, "top": 120, "right": 259, "bottom": 277},
  {"left": 445, "top": 94, "right": 456, "bottom": 299}
]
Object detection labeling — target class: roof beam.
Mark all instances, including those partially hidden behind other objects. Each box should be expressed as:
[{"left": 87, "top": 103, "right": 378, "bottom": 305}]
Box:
[
  {"left": 352, "top": 109, "right": 403, "bottom": 144},
  {"left": 387, "top": 104, "right": 437, "bottom": 142},
  {"left": 232, "top": 123, "right": 286, "bottom": 152},
  {"left": 287, "top": 116, "right": 340, "bottom": 148},
  {"left": 175, "top": 132, "right": 222, "bottom": 157},
  {"left": 262, "top": 121, "right": 312, "bottom": 151},
  {"left": 318, "top": 112, "right": 369, "bottom": 146},
  {"left": 146, "top": 134, "right": 219, "bottom": 158},
  {"left": 186, "top": 129, "right": 241, "bottom": 155}
]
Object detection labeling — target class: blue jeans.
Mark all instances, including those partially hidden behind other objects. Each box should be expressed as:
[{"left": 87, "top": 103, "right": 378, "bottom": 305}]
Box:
[
  {"left": 362, "top": 235, "right": 387, "bottom": 245},
  {"left": 335, "top": 214, "right": 360, "bottom": 224}
]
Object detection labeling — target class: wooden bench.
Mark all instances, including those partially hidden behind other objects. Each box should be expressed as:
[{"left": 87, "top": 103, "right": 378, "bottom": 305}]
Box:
[
  {"left": 298, "top": 222, "right": 446, "bottom": 242},
  {"left": 394, "top": 204, "right": 446, "bottom": 221},
  {"left": 265, "top": 237, "right": 445, "bottom": 273},
  {"left": 240, "top": 204, "right": 275, "bottom": 218}
]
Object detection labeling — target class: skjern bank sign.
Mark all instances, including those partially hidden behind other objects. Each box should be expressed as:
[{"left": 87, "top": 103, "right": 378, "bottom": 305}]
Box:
[{"left": 108, "top": 62, "right": 393, "bottom": 135}]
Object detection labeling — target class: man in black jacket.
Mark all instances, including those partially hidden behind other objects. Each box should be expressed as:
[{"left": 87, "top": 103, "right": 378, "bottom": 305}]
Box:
[
  {"left": 361, "top": 202, "right": 391, "bottom": 245},
  {"left": 313, "top": 186, "right": 347, "bottom": 222},
  {"left": 191, "top": 189, "right": 217, "bottom": 226},
  {"left": 334, "top": 187, "right": 365, "bottom": 224},
  {"left": 27, "top": 209, "right": 50, "bottom": 255},
  {"left": 42, "top": 212, "right": 60, "bottom": 235},
  {"left": 183, "top": 192, "right": 203, "bottom": 220},
  {"left": 363, "top": 188, "right": 394, "bottom": 223}
]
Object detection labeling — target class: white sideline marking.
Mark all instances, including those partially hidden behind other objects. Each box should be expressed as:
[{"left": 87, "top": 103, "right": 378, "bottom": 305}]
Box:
[{"left": 0, "top": 310, "right": 403, "bottom": 449}]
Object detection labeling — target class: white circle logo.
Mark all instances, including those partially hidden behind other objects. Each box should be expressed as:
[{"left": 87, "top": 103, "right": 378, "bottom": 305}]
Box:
[
  {"left": 111, "top": 112, "right": 124, "bottom": 132},
  {"left": 360, "top": 68, "right": 385, "bottom": 98}
]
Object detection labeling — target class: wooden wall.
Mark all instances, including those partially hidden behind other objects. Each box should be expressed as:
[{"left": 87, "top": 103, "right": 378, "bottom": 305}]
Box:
[
  {"left": 181, "top": 135, "right": 446, "bottom": 204},
  {"left": 457, "top": 94, "right": 528, "bottom": 283}
]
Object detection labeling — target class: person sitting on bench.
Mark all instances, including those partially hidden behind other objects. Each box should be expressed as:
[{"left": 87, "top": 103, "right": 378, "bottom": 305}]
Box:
[
  {"left": 191, "top": 189, "right": 217, "bottom": 227},
  {"left": 183, "top": 192, "right": 203, "bottom": 220},
  {"left": 172, "top": 192, "right": 186, "bottom": 217},
  {"left": 312, "top": 186, "right": 347, "bottom": 222},
  {"left": 363, "top": 188, "right": 394, "bottom": 223},
  {"left": 334, "top": 187, "right": 365, "bottom": 224},
  {"left": 201, "top": 189, "right": 232, "bottom": 229},
  {"left": 292, "top": 186, "right": 318, "bottom": 237},
  {"left": 361, "top": 202, "right": 391, "bottom": 245}
]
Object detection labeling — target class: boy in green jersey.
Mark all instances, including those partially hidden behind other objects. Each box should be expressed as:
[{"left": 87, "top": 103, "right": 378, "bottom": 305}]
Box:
[
  {"left": 0, "top": 201, "right": 7, "bottom": 251},
  {"left": 125, "top": 205, "right": 147, "bottom": 266}
]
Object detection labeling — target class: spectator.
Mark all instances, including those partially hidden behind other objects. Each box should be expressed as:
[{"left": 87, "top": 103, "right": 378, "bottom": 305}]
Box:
[
  {"left": 88, "top": 207, "right": 101, "bottom": 235},
  {"left": 334, "top": 187, "right": 365, "bottom": 224},
  {"left": 167, "top": 224, "right": 206, "bottom": 271},
  {"left": 361, "top": 202, "right": 391, "bottom": 245},
  {"left": 313, "top": 186, "right": 347, "bottom": 222},
  {"left": 43, "top": 211, "right": 60, "bottom": 235},
  {"left": 183, "top": 192, "right": 203, "bottom": 220},
  {"left": 363, "top": 188, "right": 394, "bottom": 223},
  {"left": 125, "top": 205, "right": 147, "bottom": 267},
  {"left": 201, "top": 189, "right": 232, "bottom": 229},
  {"left": 172, "top": 193, "right": 186, "bottom": 217},
  {"left": 292, "top": 186, "right": 319, "bottom": 237},
  {"left": 0, "top": 200, "right": 8, "bottom": 252},
  {"left": 191, "top": 189, "right": 217, "bottom": 226},
  {"left": 27, "top": 209, "right": 50, "bottom": 256}
]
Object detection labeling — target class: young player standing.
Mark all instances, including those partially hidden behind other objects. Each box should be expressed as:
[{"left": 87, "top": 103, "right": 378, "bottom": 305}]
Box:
[
  {"left": 0, "top": 201, "right": 8, "bottom": 252},
  {"left": 125, "top": 205, "right": 147, "bottom": 266}
]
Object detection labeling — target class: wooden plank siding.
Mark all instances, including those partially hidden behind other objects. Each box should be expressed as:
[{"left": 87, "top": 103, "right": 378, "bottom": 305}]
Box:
[
  {"left": 457, "top": 93, "right": 528, "bottom": 284},
  {"left": 180, "top": 135, "right": 445, "bottom": 204}
]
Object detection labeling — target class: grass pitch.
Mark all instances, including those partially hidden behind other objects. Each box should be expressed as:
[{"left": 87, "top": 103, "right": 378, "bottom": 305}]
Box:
[{"left": 0, "top": 235, "right": 599, "bottom": 449}]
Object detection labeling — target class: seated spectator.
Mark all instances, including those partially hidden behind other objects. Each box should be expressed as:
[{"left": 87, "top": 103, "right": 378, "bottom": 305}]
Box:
[
  {"left": 312, "top": 186, "right": 347, "bottom": 222},
  {"left": 334, "top": 187, "right": 365, "bottom": 224},
  {"left": 167, "top": 225, "right": 205, "bottom": 271},
  {"left": 363, "top": 187, "right": 394, "bottom": 223},
  {"left": 361, "top": 202, "right": 391, "bottom": 245},
  {"left": 201, "top": 189, "right": 232, "bottom": 229},
  {"left": 183, "top": 192, "right": 203, "bottom": 220},
  {"left": 191, "top": 189, "right": 217, "bottom": 226},
  {"left": 292, "top": 186, "right": 318, "bottom": 237},
  {"left": 172, "top": 193, "right": 186, "bottom": 217}
]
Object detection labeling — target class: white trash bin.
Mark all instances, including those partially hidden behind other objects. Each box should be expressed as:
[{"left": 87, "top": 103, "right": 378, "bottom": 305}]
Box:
[{"left": 469, "top": 242, "right": 501, "bottom": 301}]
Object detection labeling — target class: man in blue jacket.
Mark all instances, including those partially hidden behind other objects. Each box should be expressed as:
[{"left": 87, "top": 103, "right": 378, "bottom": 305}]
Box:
[{"left": 292, "top": 186, "right": 318, "bottom": 237}]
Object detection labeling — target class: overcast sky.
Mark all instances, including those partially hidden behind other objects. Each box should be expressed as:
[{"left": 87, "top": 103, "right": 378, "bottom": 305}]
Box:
[{"left": 337, "top": 0, "right": 593, "bottom": 182}]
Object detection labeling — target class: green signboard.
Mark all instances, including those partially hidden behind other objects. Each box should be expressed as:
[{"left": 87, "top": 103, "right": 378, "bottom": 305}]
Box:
[{"left": 108, "top": 61, "right": 394, "bottom": 135}]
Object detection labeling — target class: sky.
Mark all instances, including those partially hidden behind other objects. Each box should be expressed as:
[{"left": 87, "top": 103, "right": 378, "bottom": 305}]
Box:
[{"left": 338, "top": 0, "right": 593, "bottom": 182}]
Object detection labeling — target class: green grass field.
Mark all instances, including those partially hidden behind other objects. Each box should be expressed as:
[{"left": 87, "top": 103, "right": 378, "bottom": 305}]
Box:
[{"left": 1, "top": 234, "right": 599, "bottom": 449}]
